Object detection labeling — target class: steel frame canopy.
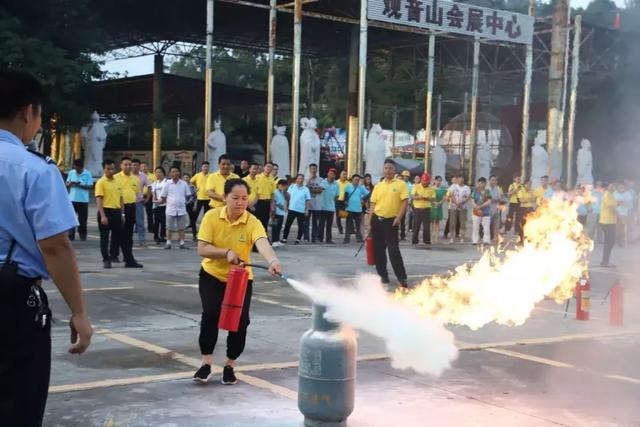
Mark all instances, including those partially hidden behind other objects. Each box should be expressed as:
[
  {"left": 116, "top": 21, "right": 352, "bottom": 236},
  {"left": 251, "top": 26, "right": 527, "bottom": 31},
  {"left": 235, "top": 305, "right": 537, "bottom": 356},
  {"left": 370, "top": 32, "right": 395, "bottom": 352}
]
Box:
[{"left": 91, "top": 0, "right": 617, "bottom": 178}]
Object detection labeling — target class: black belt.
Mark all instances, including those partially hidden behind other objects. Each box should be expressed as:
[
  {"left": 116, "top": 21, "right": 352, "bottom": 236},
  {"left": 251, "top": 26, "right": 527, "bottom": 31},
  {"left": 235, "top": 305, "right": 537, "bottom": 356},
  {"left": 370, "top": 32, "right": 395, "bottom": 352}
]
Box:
[{"left": 373, "top": 214, "right": 396, "bottom": 221}]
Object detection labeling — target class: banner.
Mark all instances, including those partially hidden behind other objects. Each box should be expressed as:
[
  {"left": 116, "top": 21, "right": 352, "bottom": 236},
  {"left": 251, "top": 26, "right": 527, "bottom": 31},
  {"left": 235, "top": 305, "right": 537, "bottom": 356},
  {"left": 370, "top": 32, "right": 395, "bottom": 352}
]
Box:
[{"left": 368, "top": 0, "right": 534, "bottom": 45}]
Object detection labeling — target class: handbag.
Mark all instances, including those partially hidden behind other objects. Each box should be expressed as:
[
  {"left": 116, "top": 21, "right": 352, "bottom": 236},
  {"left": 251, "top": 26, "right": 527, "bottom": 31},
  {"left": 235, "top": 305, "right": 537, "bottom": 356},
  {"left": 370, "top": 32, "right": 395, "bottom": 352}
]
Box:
[{"left": 338, "top": 188, "right": 353, "bottom": 219}]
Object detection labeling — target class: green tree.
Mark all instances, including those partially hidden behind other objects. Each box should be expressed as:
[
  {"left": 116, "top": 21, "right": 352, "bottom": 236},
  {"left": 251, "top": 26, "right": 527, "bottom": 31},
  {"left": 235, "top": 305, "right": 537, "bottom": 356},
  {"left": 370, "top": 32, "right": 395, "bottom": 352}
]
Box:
[{"left": 0, "top": 1, "right": 104, "bottom": 127}]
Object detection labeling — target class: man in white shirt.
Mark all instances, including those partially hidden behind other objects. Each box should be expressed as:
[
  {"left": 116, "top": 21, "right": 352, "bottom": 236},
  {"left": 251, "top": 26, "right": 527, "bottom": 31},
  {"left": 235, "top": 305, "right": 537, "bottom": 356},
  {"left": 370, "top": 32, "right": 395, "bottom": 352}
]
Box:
[
  {"left": 447, "top": 173, "right": 471, "bottom": 243},
  {"left": 160, "top": 166, "right": 191, "bottom": 249}
]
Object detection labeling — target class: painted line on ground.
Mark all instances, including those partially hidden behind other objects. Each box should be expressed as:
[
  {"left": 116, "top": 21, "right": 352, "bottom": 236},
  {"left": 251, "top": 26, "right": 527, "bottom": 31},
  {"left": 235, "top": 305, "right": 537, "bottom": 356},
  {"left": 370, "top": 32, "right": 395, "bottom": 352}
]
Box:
[
  {"left": 485, "top": 347, "right": 640, "bottom": 386},
  {"left": 253, "top": 297, "right": 311, "bottom": 313},
  {"left": 49, "top": 372, "right": 193, "bottom": 394},
  {"left": 485, "top": 348, "right": 574, "bottom": 368},
  {"left": 148, "top": 279, "right": 198, "bottom": 286},
  {"left": 95, "top": 328, "right": 298, "bottom": 400}
]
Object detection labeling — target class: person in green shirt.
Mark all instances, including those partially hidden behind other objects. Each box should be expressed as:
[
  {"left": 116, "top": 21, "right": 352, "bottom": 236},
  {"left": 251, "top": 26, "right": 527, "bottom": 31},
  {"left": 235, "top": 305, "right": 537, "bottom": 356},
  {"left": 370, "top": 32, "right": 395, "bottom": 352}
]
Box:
[{"left": 431, "top": 175, "right": 447, "bottom": 244}]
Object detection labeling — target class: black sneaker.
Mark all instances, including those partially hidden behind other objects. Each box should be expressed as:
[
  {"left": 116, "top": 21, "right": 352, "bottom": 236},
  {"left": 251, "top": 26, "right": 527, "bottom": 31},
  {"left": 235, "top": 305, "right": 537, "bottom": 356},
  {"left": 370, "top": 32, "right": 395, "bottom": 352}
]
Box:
[
  {"left": 221, "top": 365, "right": 237, "bottom": 385},
  {"left": 103, "top": 260, "right": 112, "bottom": 269},
  {"left": 111, "top": 256, "right": 122, "bottom": 263},
  {"left": 193, "top": 364, "right": 212, "bottom": 383},
  {"left": 381, "top": 277, "right": 390, "bottom": 284},
  {"left": 125, "top": 261, "right": 144, "bottom": 268}
]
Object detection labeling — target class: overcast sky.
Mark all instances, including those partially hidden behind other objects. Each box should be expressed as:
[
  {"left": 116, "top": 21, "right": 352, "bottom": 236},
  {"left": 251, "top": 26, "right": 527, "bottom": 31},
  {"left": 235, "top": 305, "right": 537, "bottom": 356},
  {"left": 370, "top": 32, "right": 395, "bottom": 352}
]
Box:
[{"left": 101, "top": 0, "right": 626, "bottom": 77}]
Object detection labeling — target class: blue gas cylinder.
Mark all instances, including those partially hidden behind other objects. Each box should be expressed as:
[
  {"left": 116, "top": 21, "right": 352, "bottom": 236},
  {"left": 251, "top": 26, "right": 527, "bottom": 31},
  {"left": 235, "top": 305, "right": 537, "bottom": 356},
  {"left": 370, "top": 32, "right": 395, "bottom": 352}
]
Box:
[{"left": 298, "top": 304, "right": 357, "bottom": 427}]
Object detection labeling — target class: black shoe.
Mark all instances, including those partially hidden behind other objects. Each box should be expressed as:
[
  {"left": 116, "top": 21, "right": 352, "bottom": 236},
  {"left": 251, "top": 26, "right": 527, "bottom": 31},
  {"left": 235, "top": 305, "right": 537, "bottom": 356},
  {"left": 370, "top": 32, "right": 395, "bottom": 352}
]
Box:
[
  {"left": 111, "top": 256, "right": 122, "bottom": 263},
  {"left": 125, "top": 261, "right": 144, "bottom": 268},
  {"left": 356, "top": 238, "right": 363, "bottom": 243},
  {"left": 80, "top": 236, "right": 87, "bottom": 242},
  {"left": 193, "top": 364, "right": 212, "bottom": 383},
  {"left": 69, "top": 233, "right": 75, "bottom": 241},
  {"left": 221, "top": 365, "right": 237, "bottom": 385},
  {"left": 326, "top": 240, "right": 335, "bottom": 244},
  {"left": 343, "top": 239, "right": 350, "bottom": 244},
  {"left": 381, "top": 277, "right": 390, "bottom": 284},
  {"left": 103, "top": 260, "right": 112, "bottom": 269}
]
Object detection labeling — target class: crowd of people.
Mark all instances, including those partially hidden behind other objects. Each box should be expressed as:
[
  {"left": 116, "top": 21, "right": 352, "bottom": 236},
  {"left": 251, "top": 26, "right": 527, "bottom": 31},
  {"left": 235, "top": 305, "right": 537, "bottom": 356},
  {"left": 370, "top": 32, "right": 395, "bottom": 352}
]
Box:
[{"left": 65, "top": 154, "right": 640, "bottom": 272}]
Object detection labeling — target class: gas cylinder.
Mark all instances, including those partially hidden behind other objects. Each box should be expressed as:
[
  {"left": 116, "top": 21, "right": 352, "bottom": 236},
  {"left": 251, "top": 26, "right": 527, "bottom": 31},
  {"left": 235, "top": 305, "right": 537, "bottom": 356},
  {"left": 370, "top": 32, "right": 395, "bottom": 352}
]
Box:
[
  {"left": 298, "top": 304, "right": 357, "bottom": 427},
  {"left": 365, "top": 236, "right": 375, "bottom": 266},
  {"left": 575, "top": 277, "right": 590, "bottom": 321},
  {"left": 218, "top": 267, "right": 249, "bottom": 332}
]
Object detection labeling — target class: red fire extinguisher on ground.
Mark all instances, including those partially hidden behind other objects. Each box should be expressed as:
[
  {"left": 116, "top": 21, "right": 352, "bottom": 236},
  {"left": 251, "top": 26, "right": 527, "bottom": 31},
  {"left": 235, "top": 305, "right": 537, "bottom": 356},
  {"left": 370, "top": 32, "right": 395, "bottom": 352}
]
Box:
[
  {"left": 365, "top": 236, "right": 375, "bottom": 266},
  {"left": 218, "top": 267, "right": 249, "bottom": 332},
  {"left": 575, "top": 277, "right": 590, "bottom": 321}
]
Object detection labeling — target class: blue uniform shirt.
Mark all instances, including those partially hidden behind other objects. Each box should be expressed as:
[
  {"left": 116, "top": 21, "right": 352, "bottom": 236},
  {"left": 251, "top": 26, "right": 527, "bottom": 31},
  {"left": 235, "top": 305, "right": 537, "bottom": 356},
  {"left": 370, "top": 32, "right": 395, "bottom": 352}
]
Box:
[
  {"left": 344, "top": 183, "right": 370, "bottom": 213},
  {"left": 287, "top": 184, "right": 311, "bottom": 213},
  {"left": 320, "top": 179, "right": 339, "bottom": 212},
  {"left": 0, "top": 130, "right": 78, "bottom": 279},
  {"left": 66, "top": 169, "right": 93, "bottom": 203},
  {"left": 274, "top": 189, "right": 286, "bottom": 216}
]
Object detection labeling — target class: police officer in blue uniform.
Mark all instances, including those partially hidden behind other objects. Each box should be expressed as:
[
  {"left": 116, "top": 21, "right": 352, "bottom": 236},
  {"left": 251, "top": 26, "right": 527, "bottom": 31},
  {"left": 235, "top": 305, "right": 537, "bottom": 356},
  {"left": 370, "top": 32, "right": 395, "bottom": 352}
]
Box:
[{"left": 0, "top": 70, "right": 93, "bottom": 426}]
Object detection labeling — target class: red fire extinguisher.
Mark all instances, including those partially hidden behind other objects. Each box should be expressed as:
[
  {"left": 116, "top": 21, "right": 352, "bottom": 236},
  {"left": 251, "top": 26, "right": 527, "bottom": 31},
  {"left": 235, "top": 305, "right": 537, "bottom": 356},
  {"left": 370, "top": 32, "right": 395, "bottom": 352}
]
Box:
[
  {"left": 218, "top": 267, "right": 249, "bottom": 332},
  {"left": 365, "top": 236, "right": 375, "bottom": 266},
  {"left": 575, "top": 277, "right": 590, "bottom": 321}
]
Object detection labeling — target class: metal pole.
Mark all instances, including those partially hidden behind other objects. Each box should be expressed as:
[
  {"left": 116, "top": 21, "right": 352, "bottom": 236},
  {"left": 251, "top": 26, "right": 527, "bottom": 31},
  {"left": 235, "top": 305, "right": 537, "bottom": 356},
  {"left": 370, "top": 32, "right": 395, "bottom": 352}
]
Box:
[
  {"left": 521, "top": 0, "right": 535, "bottom": 181},
  {"left": 347, "top": 27, "right": 359, "bottom": 177},
  {"left": 152, "top": 54, "right": 163, "bottom": 169},
  {"left": 566, "top": 15, "right": 582, "bottom": 187},
  {"left": 266, "top": 0, "right": 277, "bottom": 161},
  {"left": 547, "top": 0, "right": 569, "bottom": 180},
  {"left": 424, "top": 33, "right": 435, "bottom": 173},
  {"left": 468, "top": 37, "right": 480, "bottom": 184},
  {"left": 356, "top": 0, "right": 368, "bottom": 173},
  {"left": 436, "top": 93, "right": 442, "bottom": 136},
  {"left": 392, "top": 106, "right": 397, "bottom": 157},
  {"left": 177, "top": 114, "right": 181, "bottom": 146},
  {"left": 204, "top": 0, "right": 214, "bottom": 161},
  {"left": 559, "top": 0, "right": 572, "bottom": 184},
  {"left": 291, "top": 0, "right": 302, "bottom": 175}
]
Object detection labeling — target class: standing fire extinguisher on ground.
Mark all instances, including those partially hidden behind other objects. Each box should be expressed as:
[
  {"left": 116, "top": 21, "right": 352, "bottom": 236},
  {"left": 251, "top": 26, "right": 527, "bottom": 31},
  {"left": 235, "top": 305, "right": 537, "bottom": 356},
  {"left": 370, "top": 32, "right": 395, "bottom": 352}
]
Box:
[
  {"left": 575, "top": 277, "right": 590, "bottom": 321},
  {"left": 193, "top": 178, "right": 282, "bottom": 385}
]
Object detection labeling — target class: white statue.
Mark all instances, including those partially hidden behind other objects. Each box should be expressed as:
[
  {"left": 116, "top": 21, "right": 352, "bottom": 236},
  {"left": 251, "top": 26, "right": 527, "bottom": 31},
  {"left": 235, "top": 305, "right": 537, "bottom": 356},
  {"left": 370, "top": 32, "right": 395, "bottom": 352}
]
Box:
[
  {"left": 207, "top": 119, "right": 227, "bottom": 172},
  {"left": 431, "top": 136, "right": 447, "bottom": 182},
  {"left": 576, "top": 138, "right": 594, "bottom": 186},
  {"left": 531, "top": 130, "right": 549, "bottom": 188},
  {"left": 475, "top": 132, "right": 492, "bottom": 181},
  {"left": 365, "top": 123, "right": 386, "bottom": 184},
  {"left": 298, "top": 117, "right": 320, "bottom": 175},
  {"left": 271, "top": 125, "right": 290, "bottom": 178},
  {"left": 81, "top": 111, "right": 107, "bottom": 177}
]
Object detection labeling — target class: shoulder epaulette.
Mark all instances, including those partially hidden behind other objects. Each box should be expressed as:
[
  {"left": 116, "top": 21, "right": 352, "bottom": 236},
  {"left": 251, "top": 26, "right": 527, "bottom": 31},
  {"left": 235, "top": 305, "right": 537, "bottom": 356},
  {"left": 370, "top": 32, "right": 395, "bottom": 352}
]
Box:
[{"left": 27, "top": 149, "right": 56, "bottom": 165}]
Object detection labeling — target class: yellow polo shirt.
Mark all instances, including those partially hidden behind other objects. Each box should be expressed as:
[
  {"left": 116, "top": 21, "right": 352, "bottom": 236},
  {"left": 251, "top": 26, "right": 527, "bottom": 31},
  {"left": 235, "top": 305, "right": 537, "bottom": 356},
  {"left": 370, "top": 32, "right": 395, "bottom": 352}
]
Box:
[
  {"left": 337, "top": 179, "right": 349, "bottom": 201},
  {"left": 411, "top": 184, "right": 436, "bottom": 209},
  {"left": 370, "top": 178, "right": 409, "bottom": 218},
  {"left": 206, "top": 171, "right": 239, "bottom": 208},
  {"left": 243, "top": 174, "right": 261, "bottom": 204},
  {"left": 114, "top": 172, "right": 140, "bottom": 204},
  {"left": 255, "top": 173, "right": 276, "bottom": 201},
  {"left": 508, "top": 182, "right": 522, "bottom": 204},
  {"left": 198, "top": 207, "right": 268, "bottom": 282},
  {"left": 191, "top": 172, "right": 210, "bottom": 201},
  {"left": 599, "top": 192, "right": 617, "bottom": 225},
  {"left": 517, "top": 188, "right": 536, "bottom": 208},
  {"left": 533, "top": 186, "right": 549, "bottom": 206},
  {"left": 95, "top": 176, "right": 122, "bottom": 209}
]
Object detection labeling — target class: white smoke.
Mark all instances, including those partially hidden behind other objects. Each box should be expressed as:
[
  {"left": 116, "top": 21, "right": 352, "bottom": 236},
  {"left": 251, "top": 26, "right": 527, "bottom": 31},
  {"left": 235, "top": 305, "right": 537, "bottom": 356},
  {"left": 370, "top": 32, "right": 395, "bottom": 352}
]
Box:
[{"left": 287, "top": 274, "right": 458, "bottom": 376}]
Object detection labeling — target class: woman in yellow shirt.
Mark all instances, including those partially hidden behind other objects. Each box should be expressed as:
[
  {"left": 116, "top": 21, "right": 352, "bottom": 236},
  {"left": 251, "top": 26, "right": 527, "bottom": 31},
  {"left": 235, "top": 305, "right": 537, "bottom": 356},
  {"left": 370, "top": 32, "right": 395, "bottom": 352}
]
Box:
[
  {"left": 599, "top": 182, "right": 618, "bottom": 267},
  {"left": 194, "top": 178, "right": 282, "bottom": 385},
  {"left": 517, "top": 180, "right": 536, "bottom": 244}
]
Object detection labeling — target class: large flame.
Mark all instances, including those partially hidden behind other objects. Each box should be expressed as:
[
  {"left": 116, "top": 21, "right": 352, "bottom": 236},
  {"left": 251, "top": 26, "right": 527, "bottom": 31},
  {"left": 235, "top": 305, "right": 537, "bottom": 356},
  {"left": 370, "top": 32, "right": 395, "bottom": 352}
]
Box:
[{"left": 396, "top": 198, "right": 593, "bottom": 330}]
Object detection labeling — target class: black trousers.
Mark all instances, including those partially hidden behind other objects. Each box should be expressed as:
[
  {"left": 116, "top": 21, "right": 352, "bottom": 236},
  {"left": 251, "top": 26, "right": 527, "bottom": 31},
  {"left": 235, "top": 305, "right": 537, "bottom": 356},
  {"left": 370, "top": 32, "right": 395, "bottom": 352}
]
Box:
[
  {"left": 282, "top": 211, "right": 306, "bottom": 241},
  {"left": 198, "top": 269, "right": 252, "bottom": 360},
  {"left": 111, "top": 203, "right": 135, "bottom": 260},
  {"left": 99, "top": 208, "right": 134, "bottom": 263},
  {"left": 271, "top": 214, "right": 284, "bottom": 242},
  {"left": 194, "top": 199, "right": 210, "bottom": 223},
  {"left": 318, "top": 210, "right": 334, "bottom": 242},
  {"left": 69, "top": 201, "right": 88, "bottom": 240},
  {"left": 345, "top": 212, "right": 363, "bottom": 241},
  {"left": 412, "top": 208, "right": 432, "bottom": 244},
  {"left": 400, "top": 211, "right": 407, "bottom": 239},
  {"left": 518, "top": 207, "right": 534, "bottom": 243},
  {"left": 505, "top": 202, "right": 520, "bottom": 233},
  {"left": 255, "top": 200, "right": 271, "bottom": 235},
  {"left": 186, "top": 202, "right": 197, "bottom": 237},
  {"left": 303, "top": 210, "right": 321, "bottom": 242},
  {"left": 153, "top": 206, "right": 167, "bottom": 241},
  {"left": 145, "top": 198, "right": 154, "bottom": 232},
  {"left": 335, "top": 200, "right": 346, "bottom": 233},
  {"left": 601, "top": 223, "right": 616, "bottom": 264},
  {"left": 371, "top": 215, "right": 407, "bottom": 283},
  {"left": 0, "top": 276, "right": 51, "bottom": 427}
]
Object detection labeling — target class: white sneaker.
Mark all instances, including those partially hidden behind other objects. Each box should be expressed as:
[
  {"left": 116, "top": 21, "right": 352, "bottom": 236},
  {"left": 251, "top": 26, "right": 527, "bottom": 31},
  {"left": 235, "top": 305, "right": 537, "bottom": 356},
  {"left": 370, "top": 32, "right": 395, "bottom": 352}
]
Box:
[
  {"left": 459, "top": 237, "right": 465, "bottom": 244},
  {"left": 272, "top": 242, "right": 283, "bottom": 248},
  {"left": 448, "top": 238, "right": 454, "bottom": 244}
]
